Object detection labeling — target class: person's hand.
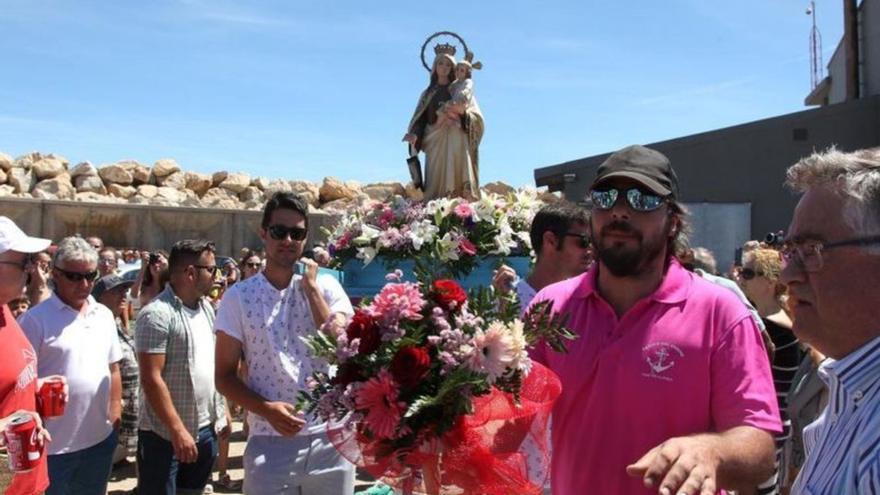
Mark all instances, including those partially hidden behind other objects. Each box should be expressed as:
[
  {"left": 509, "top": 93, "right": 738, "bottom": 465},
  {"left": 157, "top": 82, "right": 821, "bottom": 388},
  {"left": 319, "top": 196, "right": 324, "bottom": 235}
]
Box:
[
  {"left": 299, "top": 258, "right": 320, "bottom": 292},
  {"left": 626, "top": 434, "right": 722, "bottom": 495},
  {"left": 26, "top": 259, "right": 49, "bottom": 289},
  {"left": 37, "top": 375, "right": 69, "bottom": 405},
  {"left": 262, "top": 402, "right": 306, "bottom": 437},
  {"left": 0, "top": 411, "right": 52, "bottom": 449},
  {"left": 492, "top": 265, "right": 517, "bottom": 295},
  {"left": 170, "top": 426, "right": 199, "bottom": 463},
  {"left": 402, "top": 133, "right": 418, "bottom": 146}
]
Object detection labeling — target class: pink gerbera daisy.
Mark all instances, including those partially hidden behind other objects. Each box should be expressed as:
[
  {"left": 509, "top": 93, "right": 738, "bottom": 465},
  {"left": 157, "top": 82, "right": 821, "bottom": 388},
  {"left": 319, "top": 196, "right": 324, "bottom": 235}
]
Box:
[
  {"left": 355, "top": 370, "right": 406, "bottom": 439},
  {"left": 467, "top": 322, "right": 516, "bottom": 383}
]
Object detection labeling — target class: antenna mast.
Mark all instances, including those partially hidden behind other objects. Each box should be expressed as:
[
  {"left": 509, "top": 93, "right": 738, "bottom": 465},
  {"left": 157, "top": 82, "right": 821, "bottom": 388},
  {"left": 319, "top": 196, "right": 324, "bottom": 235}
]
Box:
[{"left": 807, "top": 1, "right": 824, "bottom": 89}]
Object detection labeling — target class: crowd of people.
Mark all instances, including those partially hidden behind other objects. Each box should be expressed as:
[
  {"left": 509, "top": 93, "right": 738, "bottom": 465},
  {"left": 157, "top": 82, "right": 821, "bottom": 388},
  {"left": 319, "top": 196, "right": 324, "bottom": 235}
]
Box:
[{"left": 1, "top": 144, "right": 879, "bottom": 495}]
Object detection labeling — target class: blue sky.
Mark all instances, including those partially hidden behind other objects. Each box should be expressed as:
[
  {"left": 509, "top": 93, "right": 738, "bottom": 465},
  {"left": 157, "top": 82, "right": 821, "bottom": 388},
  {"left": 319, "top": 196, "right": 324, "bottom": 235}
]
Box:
[{"left": 0, "top": 0, "right": 843, "bottom": 188}]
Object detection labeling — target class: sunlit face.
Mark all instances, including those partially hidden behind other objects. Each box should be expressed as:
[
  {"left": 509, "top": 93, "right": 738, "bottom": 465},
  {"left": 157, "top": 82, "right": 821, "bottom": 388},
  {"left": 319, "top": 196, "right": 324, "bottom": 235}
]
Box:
[
  {"left": 98, "top": 251, "right": 118, "bottom": 276},
  {"left": 53, "top": 259, "right": 98, "bottom": 310},
  {"left": 551, "top": 222, "right": 593, "bottom": 277},
  {"left": 242, "top": 255, "right": 262, "bottom": 279},
  {"left": 260, "top": 209, "right": 307, "bottom": 270},
  {"left": 0, "top": 250, "right": 29, "bottom": 304},
  {"left": 10, "top": 299, "right": 29, "bottom": 318},
  {"left": 98, "top": 286, "right": 129, "bottom": 318}
]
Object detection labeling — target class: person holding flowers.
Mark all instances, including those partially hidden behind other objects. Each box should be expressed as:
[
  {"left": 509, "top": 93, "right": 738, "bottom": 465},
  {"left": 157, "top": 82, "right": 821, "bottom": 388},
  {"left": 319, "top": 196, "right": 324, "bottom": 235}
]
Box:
[
  {"left": 214, "top": 192, "right": 355, "bottom": 494},
  {"left": 529, "top": 145, "right": 782, "bottom": 495}
]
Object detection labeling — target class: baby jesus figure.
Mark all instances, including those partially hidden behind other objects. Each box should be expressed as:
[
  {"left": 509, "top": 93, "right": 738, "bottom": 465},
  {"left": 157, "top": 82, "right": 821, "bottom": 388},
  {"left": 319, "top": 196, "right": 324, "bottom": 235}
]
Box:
[{"left": 437, "top": 60, "right": 475, "bottom": 128}]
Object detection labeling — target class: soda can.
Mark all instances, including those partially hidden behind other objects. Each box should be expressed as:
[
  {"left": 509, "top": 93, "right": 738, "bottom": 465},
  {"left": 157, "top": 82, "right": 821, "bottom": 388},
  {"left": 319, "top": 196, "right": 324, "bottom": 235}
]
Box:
[
  {"left": 38, "top": 377, "right": 65, "bottom": 417},
  {"left": 4, "top": 413, "right": 41, "bottom": 472}
]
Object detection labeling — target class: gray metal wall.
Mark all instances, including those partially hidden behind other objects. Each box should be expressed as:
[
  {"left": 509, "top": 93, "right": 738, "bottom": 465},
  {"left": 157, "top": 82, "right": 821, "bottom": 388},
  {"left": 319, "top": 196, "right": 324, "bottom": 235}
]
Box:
[
  {"left": 535, "top": 95, "right": 880, "bottom": 249},
  {"left": 0, "top": 197, "right": 338, "bottom": 256}
]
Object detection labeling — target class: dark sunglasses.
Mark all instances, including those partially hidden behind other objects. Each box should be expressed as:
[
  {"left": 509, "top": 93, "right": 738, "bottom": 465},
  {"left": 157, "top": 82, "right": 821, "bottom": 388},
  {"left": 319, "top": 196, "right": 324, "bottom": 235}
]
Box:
[
  {"left": 54, "top": 267, "right": 99, "bottom": 283},
  {"left": 193, "top": 265, "right": 220, "bottom": 276},
  {"left": 267, "top": 225, "right": 308, "bottom": 241},
  {"left": 562, "top": 232, "right": 591, "bottom": 249},
  {"left": 590, "top": 188, "right": 667, "bottom": 212},
  {"left": 739, "top": 267, "right": 764, "bottom": 280}
]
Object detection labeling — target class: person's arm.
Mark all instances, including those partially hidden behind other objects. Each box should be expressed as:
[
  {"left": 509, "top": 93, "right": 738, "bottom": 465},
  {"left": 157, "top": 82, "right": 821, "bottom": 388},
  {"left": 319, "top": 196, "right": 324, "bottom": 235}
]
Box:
[
  {"left": 300, "top": 258, "right": 332, "bottom": 328},
  {"left": 138, "top": 352, "right": 198, "bottom": 462},
  {"left": 626, "top": 426, "right": 775, "bottom": 494},
  {"left": 109, "top": 362, "right": 122, "bottom": 428},
  {"left": 214, "top": 331, "right": 304, "bottom": 436},
  {"left": 130, "top": 252, "right": 149, "bottom": 299}
]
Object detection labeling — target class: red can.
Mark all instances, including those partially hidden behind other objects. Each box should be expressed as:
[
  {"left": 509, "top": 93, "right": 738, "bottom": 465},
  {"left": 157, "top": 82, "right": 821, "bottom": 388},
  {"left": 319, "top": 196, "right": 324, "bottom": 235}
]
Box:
[
  {"left": 38, "top": 377, "right": 65, "bottom": 417},
  {"left": 4, "top": 413, "right": 42, "bottom": 472}
]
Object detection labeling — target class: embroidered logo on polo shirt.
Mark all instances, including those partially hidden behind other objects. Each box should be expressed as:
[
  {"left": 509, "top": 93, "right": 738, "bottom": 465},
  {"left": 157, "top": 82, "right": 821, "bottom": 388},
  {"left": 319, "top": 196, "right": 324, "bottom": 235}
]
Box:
[
  {"left": 16, "top": 348, "right": 37, "bottom": 392},
  {"left": 641, "top": 342, "right": 684, "bottom": 382}
]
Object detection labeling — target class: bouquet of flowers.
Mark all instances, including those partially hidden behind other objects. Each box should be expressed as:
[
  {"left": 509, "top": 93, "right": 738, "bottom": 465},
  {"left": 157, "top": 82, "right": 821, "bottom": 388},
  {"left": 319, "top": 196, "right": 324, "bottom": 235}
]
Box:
[
  {"left": 325, "top": 191, "right": 544, "bottom": 278},
  {"left": 298, "top": 272, "right": 575, "bottom": 495}
]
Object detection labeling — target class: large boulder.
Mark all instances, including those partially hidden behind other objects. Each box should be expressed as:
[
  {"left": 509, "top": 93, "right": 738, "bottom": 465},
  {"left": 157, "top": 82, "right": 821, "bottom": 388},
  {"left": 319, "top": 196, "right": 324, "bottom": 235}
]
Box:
[
  {"left": 201, "top": 187, "right": 241, "bottom": 209},
  {"left": 132, "top": 165, "right": 151, "bottom": 185},
  {"left": 12, "top": 152, "right": 42, "bottom": 169},
  {"left": 74, "top": 174, "right": 107, "bottom": 194},
  {"left": 128, "top": 195, "right": 151, "bottom": 205},
  {"left": 239, "top": 186, "right": 264, "bottom": 203},
  {"left": 99, "top": 164, "right": 134, "bottom": 185},
  {"left": 180, "top": 196, "right": 204, "bottom": 208},
  {"left": 0, "top": 169, "right": 6, "bottom": 185},
  {"left": 211, "top": 171, "right": 228, "bottom": 187},
  {"left": 184, "top": 172, "right": 213, "bottom": 197},
  {"left": 0, "top": 184, "right": 16, "bottom": 196},
  {"left": 136, "top": 184, "right": 159, "bottom": 199},
  {"left": 108, "top": 184, "right": 136, "bottom": 199},
  {"left": 157, "top": 171, "right": 187, "bottom": 190},
  {"left": 115, "top": 159, "right": 143, "bottom": 171},
  {"left": 251, "top": 176, "right": 270, "bottom": 191},
  {"left": 8, "top": 168, "right": 36, "bottom": 193},
  {"left": 32, "top": 157, "right": 67, "bottom": 180},
  {"left": 264, "top": 179, "right": 292, "bottom": 196},
  {"left": 482, "top": 181, "right": 516, "bottom": 197},
  {"left": 362, "top": 182, "right": 406, "bottom": 201},
  {"left": 152, "top": 158, "right": 180, "bottom": 178},
  {"left": 321, "top": 198, "right": 356, "bottom": 212},
  {"left": 0, "top": 152, "right": 12, "bottom": 171},
  {"left": 290, "top": 180, "right": 320, "bottom": 206},
  {"left": 70, "top": 161, "right": 99, "bottom": 179},
  {"left": 156, "top": 186, "right": 187, "bottom": 204},
  {"left": 219, "top": 173, "right": 251, "bottom": 194},
  {"left": 404, "top": 182, "right": 425, "bottom": 202},
  {"left": 319, "top": 177, "right": 358, "bottom": 203},
  {"left": 32, "top": 174, "right": 75, "bottom": 200},
  {"left": 75, "top": 191, "right": 118, "bottom": 203}
]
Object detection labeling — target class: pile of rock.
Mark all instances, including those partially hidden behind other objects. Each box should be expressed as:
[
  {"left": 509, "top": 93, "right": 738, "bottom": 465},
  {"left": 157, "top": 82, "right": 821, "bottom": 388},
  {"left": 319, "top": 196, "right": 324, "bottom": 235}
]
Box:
[{"left": 0, "top": 151, "right": 556, "bottom": 211}]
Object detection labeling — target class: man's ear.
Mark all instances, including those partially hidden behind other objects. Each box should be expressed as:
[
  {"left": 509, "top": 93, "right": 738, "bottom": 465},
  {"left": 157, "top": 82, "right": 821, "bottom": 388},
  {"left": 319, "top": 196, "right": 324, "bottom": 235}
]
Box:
[{"left": 543, "top": 230, "right": 559, "bottom": 250}]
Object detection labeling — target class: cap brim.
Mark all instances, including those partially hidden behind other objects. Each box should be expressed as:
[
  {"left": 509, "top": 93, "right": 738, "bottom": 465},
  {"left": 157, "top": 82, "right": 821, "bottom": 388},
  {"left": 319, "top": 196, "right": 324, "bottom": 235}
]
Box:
[
  {"left": 592, "top": 171, "right": 672, "bottom": 197},
  {"left": 9, "top": 236, "right": 52, "bottom": 254}
]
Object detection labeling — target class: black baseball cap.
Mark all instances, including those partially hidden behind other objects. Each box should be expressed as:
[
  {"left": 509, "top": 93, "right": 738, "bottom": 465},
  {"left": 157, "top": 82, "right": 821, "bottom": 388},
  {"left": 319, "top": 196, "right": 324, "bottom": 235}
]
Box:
[
  {"left": 591, "top": 145, "right": 679, "bottom": 198},
  {"left": 92, "top": 274, "right": 134, "bottom": 300}
]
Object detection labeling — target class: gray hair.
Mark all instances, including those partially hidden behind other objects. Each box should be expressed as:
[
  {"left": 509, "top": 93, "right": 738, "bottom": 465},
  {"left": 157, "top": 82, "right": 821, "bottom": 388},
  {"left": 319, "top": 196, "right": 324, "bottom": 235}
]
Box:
[
  {"left": 691, "top": 247, "right": 718, "bottom": 275},
  {"left": 786, "top": 146, "right": 880, "bottom": 236},
  {"left": 54, "top": 236, "right": 98, "bottom": 268}
]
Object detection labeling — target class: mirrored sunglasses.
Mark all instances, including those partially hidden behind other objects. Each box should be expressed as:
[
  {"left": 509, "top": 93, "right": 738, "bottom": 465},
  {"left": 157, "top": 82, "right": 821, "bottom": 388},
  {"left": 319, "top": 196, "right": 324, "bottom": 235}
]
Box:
[{"left": 590, "top": 188, "right": 666, "bottom": 212}]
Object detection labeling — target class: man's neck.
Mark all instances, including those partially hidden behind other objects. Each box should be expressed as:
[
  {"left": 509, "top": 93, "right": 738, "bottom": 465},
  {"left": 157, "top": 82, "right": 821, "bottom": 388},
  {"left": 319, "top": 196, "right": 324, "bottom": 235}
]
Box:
[
  {"left": 596, "top": 257, "right": 667, "bottom": 319},
  {"left": 263, "top": 260, "right": 294, "bottom": 291},
  {"left": 169, "top": 281, "right": 200, "bottom": 310},
  {"left": 754, "top": 298, "right": 785, "bottom": 320},
  {"left": 55, "top": 291, "right": 87, "bottom": 313},
  {"left": 527, "top": 259, "right": 574, "bottom": 292}
]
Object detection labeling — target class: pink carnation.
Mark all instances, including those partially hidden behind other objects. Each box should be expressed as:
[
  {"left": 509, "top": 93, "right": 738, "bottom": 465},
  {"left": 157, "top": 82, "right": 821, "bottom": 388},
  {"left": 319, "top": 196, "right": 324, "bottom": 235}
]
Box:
[
  {"left": 454, "top": 202, "right": 474, "bottom": 220},
  {"left": 368, "top": 282, "right": 425, "bottom": 322},
  {"left": 355, "top": 370, "right": 406, "bottom": 439}
]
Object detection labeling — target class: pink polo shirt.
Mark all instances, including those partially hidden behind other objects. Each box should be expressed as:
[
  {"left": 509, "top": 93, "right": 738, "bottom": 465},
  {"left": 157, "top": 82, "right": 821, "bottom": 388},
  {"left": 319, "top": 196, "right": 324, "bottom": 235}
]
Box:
[{"left": 530, "top": 259, "right": 781, "bottom": 495}]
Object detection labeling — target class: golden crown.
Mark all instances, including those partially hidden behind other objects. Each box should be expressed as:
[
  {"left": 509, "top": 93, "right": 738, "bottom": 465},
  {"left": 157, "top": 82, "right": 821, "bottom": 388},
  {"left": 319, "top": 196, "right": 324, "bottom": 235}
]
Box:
[{"left": 433, "top": 43, "right": 457, "bottom": 57}]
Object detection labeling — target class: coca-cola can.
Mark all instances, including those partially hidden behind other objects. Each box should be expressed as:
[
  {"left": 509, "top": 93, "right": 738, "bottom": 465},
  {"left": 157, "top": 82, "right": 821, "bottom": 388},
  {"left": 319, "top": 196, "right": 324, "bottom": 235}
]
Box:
[
  {"left": 38, "top": 377, "right": 65, "bottom": 417},
  {"left": 4, "top": 413, "right": 42, "bottom": 472}
]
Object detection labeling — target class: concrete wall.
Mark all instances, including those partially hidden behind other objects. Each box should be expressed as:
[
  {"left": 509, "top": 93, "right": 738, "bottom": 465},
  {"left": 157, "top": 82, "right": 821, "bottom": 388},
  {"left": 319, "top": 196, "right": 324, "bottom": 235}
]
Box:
[
  {"left": 864, "top": 0, "right": 880, "bottom": 97},
  {"left": 535, "top": 95, "right": 880, "bottom": 251},
  {"left": 0, "top": 197, "right": 339, "bottom": 256}
]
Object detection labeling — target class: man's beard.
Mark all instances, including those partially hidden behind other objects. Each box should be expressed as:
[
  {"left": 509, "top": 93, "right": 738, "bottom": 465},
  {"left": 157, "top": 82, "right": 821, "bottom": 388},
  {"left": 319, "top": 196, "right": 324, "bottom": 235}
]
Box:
[{"left": 593, "top": 220, "right": 667, "bottom": 277}]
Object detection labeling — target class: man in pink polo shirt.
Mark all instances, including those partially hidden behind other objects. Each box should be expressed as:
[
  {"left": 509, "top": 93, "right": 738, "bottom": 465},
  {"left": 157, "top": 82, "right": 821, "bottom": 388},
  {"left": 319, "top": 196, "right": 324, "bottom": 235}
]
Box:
[{"left": 530, "top": 145, "right": 781, "bottom": 495}]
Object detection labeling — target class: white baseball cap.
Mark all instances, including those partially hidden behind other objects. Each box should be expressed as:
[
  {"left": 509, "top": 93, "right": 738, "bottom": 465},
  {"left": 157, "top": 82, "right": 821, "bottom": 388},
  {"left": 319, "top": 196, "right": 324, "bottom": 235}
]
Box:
[{"left": 0, "top": 216, "right": 51, "bottom": 254}]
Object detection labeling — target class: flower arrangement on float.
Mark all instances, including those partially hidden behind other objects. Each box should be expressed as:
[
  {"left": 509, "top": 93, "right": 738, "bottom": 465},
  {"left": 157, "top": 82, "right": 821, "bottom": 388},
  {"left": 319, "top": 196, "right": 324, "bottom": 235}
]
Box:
[
  {"left": 297, "top": 272, "right": 574, "bottom": 495},
  {"left": 325, "top": 191, "right": 544, "bottom": 277}
]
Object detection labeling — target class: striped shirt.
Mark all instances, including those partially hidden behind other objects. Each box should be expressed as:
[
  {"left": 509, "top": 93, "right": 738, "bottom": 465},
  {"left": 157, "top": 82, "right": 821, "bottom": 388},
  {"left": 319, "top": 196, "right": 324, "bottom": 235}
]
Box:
[{"left": 791, "top": 334, "right": 880, "bottom": 494}]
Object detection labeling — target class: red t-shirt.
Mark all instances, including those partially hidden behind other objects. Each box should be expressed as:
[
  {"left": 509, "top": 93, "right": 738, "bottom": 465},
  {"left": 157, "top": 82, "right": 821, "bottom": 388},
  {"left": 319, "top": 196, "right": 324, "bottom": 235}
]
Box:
[{"left": 0, "top": 304, "right": 49, "bottom": 495}]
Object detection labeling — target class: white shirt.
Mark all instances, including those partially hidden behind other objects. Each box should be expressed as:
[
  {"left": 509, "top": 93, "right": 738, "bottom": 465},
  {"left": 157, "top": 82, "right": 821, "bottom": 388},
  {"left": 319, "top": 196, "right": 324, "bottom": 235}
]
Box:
[
  {"left": 214, "top": 272, "right": 353, "bottom": 437},
  {"left": 515, "top": 278, "right": 537, "bottom": 316},
  {"left": 183, "top": 304, "right": 215, "bottom": 427},
  {"left": 19, "top": 293, "right": 123, "bottom": 455}
]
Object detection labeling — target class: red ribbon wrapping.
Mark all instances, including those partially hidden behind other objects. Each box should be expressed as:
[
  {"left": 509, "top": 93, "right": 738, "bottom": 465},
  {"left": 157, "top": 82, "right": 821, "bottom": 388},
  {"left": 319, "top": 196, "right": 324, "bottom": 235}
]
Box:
[{"left": 328, "top": 362, "right": 561, "bottom": 495}]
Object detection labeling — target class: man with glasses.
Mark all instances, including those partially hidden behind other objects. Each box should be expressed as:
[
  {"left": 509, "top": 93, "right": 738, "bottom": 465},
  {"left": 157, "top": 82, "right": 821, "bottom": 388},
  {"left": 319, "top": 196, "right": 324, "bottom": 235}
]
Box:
[
  {"left": 529, "top": 145, "right": 781, "bottom": 494},
  {"left": 97, "top": 247, "right": 119, "bottom": 277},
  {"left": 19, "top": 236, "right": 123, "bottom": 495},
  {"left": 135, "top": 239, "right": 230, "bottom": 495},
  {"left": 780, "top": 147, "right": 880, "bottom": 493},
  {"left": 0, "top": 216, "right": 54, "bottom": 495},
  {"left": 215, "top": 191, "right": 355, "bottom": 494}
]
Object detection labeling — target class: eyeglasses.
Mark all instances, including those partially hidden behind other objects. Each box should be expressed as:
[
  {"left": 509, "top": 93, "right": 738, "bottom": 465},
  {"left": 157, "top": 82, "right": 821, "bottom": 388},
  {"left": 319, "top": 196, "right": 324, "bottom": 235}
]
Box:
[
  {"left": 54, "top": 267, "right": 99, "bottom": 283},
  {"left": 562, "top": 232, "right": 591, "bottom": 249},
  {"left": 98, "top": 258, "right": 117, "bottom": 266},
  {"left": 193, "top": 265, "right": 220, "bottom": 276},
  {"left": 780, "top": 235, "right": 880, "bottom": 272},
  {"left": 590, "top": 188, "right": 667, "bottom": 212},
  {"left": 267, "top": 225, "right": 308, "bottom": 241},
  {"left": 739, "top": 267, "right": 764, "bottom": 280}
]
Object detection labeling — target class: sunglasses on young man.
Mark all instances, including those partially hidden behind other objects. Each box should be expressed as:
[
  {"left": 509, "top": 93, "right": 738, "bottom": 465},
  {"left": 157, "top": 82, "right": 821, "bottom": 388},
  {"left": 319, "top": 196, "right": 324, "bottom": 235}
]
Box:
[
  {"left": 267, "top": 225, "right": 308, "bottom": 241},
  {"left": 562, "top": 232, "right": 591, "bottom": 249},
  {"left": 590, "top": 187, "right": 668, "bottom": 212},
  {"left": 54, "top": 267, "right": 99, "bottom": 283}
]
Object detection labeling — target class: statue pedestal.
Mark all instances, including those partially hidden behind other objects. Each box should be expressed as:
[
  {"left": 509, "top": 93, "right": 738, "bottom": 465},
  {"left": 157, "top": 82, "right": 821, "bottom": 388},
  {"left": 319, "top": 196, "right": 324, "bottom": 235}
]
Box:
[{"left": 341, "top": 256, "right": 531, "bottom": 298}]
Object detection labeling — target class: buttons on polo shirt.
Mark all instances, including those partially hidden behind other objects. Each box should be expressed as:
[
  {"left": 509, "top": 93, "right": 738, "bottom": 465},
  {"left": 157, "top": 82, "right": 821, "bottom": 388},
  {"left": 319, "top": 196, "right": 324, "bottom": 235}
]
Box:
[{"left": 853, "top": 390, "right": 864, "bottom": 405}]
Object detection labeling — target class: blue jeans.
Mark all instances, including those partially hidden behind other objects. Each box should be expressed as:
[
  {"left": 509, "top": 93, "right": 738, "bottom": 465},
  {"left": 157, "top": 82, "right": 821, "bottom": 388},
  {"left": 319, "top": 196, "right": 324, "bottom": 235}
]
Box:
[
  {"left": 137, "top": 425, "right": 218, "bottom": 495},
  {"left": 46, "top": 430, "right": 118, "bottom": 495}
]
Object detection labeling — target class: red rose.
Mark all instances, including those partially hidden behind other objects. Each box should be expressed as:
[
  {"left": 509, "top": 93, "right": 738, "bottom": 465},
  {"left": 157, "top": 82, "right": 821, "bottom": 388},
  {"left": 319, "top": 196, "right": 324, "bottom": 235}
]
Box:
[
  {"left": 432, "top": 279, "right": 468, "bottom": 311},
  {"left": 346, "top": 310, "right": 381, "bottom": 355},
  {"left": 331, "top": 363, "right": 364, "bottom": 386},
  {"left": 458, "top": 238, "right": 477, "bottom": 256},
  {"left": 389, "top": 346, "right": 431, "bottom": 389}
]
